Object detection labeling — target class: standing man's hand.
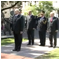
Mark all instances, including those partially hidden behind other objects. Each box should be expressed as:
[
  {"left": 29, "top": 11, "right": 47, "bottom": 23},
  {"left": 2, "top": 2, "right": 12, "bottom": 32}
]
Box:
[
  {"left": 47, "top": 30, "right": 49, "bottom": 32},
  {"left": 55, "top": 30, "right": 58, "bottom": 32},
  {"left": 20, "top": 31, "right": 23, "bottom": 34},
  {"left": 33, "top": 28, "right": 35, "bottom": 30}
]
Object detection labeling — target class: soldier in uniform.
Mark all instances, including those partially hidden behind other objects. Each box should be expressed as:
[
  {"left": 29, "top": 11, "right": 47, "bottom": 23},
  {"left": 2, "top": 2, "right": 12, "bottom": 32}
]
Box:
[{"left": 37, "top": 11, "right": 48, "bottom": 46}]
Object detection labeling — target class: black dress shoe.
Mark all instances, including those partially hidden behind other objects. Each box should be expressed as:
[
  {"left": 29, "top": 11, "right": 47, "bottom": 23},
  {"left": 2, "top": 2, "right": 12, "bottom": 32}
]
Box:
[
  {"left": 13, "top": 49, "right": 20, "bottom": 52},
  {"left": 49, "top": 46, "right": 53, "bottom": 47},
  {"left": 39, "top": 45, "right": 42, "bottom": 46},
  {"left": 13, "top": 49, "right": 17, "bottom": 51},
  {"left": 27, "top": 44, "right": 31, "bottom": 45},
  {"left": 16, "top": 50, "right": 20, "bottom": 52},
  {"left": 39, "top": 45, "right": 45, "bottom": 46},
  {"left": 53, "top": 46, "right": 56, "bottom": 48},
  {"left": 32, "top": 44, "right": 34, "bottom": 45}
]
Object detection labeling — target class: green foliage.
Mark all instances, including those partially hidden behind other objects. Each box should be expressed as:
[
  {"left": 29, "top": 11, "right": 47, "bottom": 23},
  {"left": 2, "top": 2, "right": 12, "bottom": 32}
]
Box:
[
  {"left": 23, "top": 1, "right": 54, "bottom": 17},
  {"left": 37, "top": 1, "right": 54, "bottom": 17},
  {"left": 1, "top": 38, "right": 27, "bottom": 46},
  {"left": 1, "top": 38, "right": 14, "bottom": 46},
  {"left": 23, "top": 6, "right": 32, "bottom": 16},
  {"left": 35, "top": 48, "right": 59, "bottom": 59},
  {"left": 38, "top": 1, "right": 53, "bottom": 11},
  {"left": 1, "top": 1, "right": 55, "bottom": 17},
  {"left": 23, "top": 5, "right": 38, "bottom": 16},
  {"left": 31, "top": 5, "right": 38, "bottom": 16}
]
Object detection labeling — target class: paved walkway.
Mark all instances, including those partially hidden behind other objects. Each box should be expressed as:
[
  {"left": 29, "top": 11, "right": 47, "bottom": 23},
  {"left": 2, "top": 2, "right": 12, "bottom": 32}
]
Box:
[
  {"left": 1, "top": 53, "right": 33, "bottom": 59},
  {"left": 1, "top": 38, "right": 59, "bottom": 59}
]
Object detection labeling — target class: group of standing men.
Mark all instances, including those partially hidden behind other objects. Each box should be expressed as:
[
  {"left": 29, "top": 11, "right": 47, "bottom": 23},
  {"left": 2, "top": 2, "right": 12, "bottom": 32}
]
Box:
[{"left": 10, "top": 9, "right": 59, "bottom": 52}]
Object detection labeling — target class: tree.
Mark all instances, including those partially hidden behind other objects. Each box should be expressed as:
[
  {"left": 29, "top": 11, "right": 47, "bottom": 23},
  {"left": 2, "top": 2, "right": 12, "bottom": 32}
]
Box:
[
  {"left": 1, "top": 1, "right": 22, "bottom": 12},
  {"left": 36, "top": 1, "right": 54, "bottom": 17},
  {"left": 23, "top": 5, "right": 38, "bottom": 16},
  {"left": 1, "top": 1, "right": 54, "bottom": 17},
  {"left": 23, "top": 1, "right": 54, "bottom": 17}
]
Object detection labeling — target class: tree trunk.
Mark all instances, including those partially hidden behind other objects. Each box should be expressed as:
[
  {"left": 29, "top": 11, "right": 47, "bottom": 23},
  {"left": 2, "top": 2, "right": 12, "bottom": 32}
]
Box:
[{"left": 1, "top": 1, "right": 19, "bottom": 11}]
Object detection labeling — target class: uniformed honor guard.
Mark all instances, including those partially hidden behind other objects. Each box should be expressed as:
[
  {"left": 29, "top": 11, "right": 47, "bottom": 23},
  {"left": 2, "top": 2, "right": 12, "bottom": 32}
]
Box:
[{"left": 37, "top": 11, "right": 48, "bottom": 46}]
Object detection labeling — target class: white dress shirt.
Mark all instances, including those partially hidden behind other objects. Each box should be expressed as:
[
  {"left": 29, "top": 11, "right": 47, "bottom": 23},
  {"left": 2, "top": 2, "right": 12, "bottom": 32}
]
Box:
[{"left": 26, "top": 15, "right": 32, "bottom": 29}]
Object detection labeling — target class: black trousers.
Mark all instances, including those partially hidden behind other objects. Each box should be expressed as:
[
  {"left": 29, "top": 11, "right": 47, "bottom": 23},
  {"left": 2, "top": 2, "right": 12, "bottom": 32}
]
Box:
[
  {"left": 49, "top": 32, "right": 57, "bottom": 46},
  {"left": 13, "top": 32, "right": 22, "bottom": 50},
  {"left": 27, "top": 29, "right": 34, "bottom": 45},
  {"left": 39, "top": 31, "right": 46, "bottom": 46}
]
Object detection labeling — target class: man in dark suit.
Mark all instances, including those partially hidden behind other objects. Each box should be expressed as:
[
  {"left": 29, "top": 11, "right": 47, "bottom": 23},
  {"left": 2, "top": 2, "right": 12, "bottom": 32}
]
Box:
[
  {"left": 37, "top": 11, "right": 48, "bottom": 46},
  {"left": 26, "top": 11, "right": 37, "bottom": 45},
  {"left": 47, "top": 12, "right": 59, "bottom": 48},
  {"left": 11, "top": 9, "right": 25, "bottom": 51}
]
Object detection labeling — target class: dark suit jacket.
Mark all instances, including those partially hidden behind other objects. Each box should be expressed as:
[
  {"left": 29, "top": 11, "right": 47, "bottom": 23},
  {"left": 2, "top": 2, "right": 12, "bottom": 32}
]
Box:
[
  {"left": 12, "top": 14, "right": 25, "bottom": 34},
  {"left": 28, "top": 15, "right": 37, "bottom": 30},
  {"left": 37, "top": 17, "right": 48, "bottom": 31},
  {"left": 47, "top": 17, "right": 59, "bottom": 32}
]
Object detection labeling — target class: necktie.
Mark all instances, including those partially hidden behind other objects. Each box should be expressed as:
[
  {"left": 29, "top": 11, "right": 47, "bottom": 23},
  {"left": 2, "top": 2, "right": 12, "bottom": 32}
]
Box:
[{"left": 50, "top": 18, "right": 52, "bottom": 22}]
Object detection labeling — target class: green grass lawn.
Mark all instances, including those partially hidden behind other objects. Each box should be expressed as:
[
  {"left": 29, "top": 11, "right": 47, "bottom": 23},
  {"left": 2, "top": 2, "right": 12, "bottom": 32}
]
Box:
[
  {"left": 35, "top": 48, "right": 59, "bottom": 59},
  {"left": 1, "top": 38, "right": 28, "bottom": 46}
]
